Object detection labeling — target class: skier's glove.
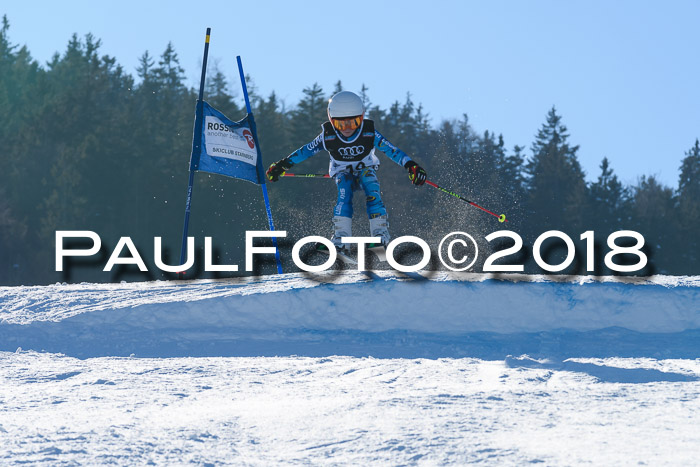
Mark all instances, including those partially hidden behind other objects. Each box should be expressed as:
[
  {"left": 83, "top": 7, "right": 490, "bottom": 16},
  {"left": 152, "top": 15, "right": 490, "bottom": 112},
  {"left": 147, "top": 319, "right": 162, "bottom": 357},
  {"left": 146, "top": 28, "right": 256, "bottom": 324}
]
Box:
[
  {"left": 266, "top": 158, "right": 293, "bottom": 182},
  {"left": 404, "top": 160, "right": 427, "bottom": 186}
]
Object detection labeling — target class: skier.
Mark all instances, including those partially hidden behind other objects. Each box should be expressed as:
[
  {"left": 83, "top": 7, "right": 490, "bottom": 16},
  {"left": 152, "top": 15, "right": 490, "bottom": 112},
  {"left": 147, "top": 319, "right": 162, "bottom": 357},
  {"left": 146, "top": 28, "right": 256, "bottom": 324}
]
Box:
[{"left": 266, "top": 91, "right": 427, "bottom": 254}]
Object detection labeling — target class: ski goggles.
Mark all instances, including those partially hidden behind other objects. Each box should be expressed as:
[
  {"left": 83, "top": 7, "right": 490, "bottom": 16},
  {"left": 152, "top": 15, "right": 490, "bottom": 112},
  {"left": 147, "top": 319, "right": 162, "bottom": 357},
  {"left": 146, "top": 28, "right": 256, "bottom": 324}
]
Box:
[{"left": 331, "top": 115, "right": 363, "bottom": 132}]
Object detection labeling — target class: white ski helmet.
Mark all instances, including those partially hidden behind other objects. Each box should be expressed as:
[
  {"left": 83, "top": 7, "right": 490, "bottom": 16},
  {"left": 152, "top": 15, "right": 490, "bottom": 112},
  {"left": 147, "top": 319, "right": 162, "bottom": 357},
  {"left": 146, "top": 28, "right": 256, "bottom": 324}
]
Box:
[{"left": 327, "top": 91, "right": 365, "bottom": 131}]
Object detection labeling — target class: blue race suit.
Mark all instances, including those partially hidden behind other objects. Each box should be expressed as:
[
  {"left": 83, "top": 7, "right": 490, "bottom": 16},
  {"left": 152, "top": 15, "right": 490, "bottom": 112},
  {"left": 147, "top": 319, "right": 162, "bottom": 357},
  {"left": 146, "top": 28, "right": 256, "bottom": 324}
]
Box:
[{"left": 286, "top": 119, "right": 412, "bottom": 219}]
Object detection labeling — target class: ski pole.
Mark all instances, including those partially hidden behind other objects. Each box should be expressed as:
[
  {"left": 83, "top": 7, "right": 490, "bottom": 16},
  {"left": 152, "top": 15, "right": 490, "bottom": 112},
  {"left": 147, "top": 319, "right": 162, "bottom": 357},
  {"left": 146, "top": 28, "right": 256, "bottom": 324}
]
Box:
[
  {"left": 425, "top": 180, "right": 507, "bottom": 223},
  {"left": 281, "top": 173, "right": 507, "bottom": 222},
  {"left": 281, "top": 173, "right": 331, "bottom": 179}
]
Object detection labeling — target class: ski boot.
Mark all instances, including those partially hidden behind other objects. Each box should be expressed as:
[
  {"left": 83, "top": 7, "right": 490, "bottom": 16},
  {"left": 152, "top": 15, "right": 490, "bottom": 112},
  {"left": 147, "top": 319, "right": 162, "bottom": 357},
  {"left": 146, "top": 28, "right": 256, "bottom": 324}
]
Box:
[
  {"left": 314, "top": 216, "right": 356, "bottom": 264},
  {"left": 368, "top": 215, "right": 390, "bottom": 261}
]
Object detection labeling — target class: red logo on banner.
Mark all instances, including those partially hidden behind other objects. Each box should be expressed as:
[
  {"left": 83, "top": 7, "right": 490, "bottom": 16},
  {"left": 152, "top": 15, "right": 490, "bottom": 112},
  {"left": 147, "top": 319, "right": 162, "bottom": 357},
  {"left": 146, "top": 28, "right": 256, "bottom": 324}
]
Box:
[{"left": 243, "top": 129, "right": 255, "bottom": 149}]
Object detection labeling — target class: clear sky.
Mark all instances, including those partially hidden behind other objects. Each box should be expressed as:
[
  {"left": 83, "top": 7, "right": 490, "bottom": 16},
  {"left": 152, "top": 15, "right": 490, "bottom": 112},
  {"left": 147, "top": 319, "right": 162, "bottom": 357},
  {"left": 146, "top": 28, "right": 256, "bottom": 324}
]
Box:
[{"left": 2, "top": 1, "right": 698, "bottom": 187}]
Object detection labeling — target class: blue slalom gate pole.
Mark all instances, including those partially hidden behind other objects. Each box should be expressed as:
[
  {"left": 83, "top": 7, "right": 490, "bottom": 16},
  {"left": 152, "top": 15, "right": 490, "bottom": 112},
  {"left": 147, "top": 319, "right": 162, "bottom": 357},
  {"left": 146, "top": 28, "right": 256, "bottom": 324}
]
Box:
[
  {"left": 179, "top": 28, "right": 211, "bottom": 271},
  {"left": 237, "top": 56, "right": 284, "bottom": 274}
]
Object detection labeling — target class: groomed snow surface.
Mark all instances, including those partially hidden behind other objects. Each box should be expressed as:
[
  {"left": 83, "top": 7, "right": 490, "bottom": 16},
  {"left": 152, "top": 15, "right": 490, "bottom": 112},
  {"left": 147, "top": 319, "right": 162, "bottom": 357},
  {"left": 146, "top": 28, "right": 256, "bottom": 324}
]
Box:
[{"left": 1, "top": 272, "right": 699, "bottom": 465}]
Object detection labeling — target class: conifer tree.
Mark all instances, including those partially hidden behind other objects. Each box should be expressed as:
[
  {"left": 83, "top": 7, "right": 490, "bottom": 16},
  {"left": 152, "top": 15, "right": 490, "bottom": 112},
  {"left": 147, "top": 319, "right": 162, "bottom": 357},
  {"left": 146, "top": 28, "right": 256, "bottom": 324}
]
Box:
[
  {"left": 255, "top": 91, "right": 289, "bottom": 161},
  {"left": 676, "top": 139, "right": 700, "bottom": 268},
  {"left": 491, "top": 142, "right": 526, "bottom": 219},
  {"left": 429, "top": 115, "right": 477, "bottom": 187},
  {"left": 359, "top": 83, "right": 371, "bottom": 110},
  {"left": 0, "top": 16, "right": 41, "bottom": 202},
  {"left": 38, "top": 34, "right": 134, "bottom": 240},
  {"left": 205, "top": 62, "right": 241, "bottom": 118},
  {"left": 136, "top": 51, "right": 155, "bottom": 83},
  {"left": 501, "top": 144, "right": 527, "bottom": 197},
  {"left": 154, "top": 42, "right": 186, "bottom": 94},
  {"left": 290, "top": 83, "right": 326, "bottom": 147},
  {"left": 525, "top": 107, "right": 587, "bottom": 234},
  {"left": 467, "top": 130, "right": 501, "bottom": 199},
  {"left": 588, "top": 157, "right": 629, "bottom": 233},
  {"left": 0, "top": 189, "right": 27, "bottom": 281},
  {"left": 678, "top": 139, "right": 700, "bottom": 204},
  {"left": 0, "top": 17, "right": 34, "bottom": 282},
  {"left": 630, "top": 175, "right": 676, "bottom": 273}
]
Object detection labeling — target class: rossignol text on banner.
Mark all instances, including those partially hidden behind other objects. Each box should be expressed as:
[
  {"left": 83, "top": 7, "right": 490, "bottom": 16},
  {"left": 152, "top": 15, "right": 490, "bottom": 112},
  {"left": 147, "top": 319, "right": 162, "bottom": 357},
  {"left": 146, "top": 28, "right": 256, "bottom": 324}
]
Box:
[{"left": 193, "top": 102, "right": 260, "bottom": 184}]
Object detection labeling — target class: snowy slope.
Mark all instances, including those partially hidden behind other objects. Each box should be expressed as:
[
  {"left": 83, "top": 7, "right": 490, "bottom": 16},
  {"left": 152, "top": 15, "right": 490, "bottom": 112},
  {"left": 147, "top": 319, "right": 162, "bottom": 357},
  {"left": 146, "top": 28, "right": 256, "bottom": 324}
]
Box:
[
  {"left": 2, "top": 272, "right": 700, "bottom": 465},
  {"left": 2, "top": 352, "right": 699, "bottom": 465},
  {"left": 2, "top": 272, "right": 699, "bottom": 358}
]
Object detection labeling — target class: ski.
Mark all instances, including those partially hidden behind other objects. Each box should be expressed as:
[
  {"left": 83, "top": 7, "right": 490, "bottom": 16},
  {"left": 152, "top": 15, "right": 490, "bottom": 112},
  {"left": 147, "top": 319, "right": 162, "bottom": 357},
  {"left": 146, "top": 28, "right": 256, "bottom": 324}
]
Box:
[
  {"left": 365, "top": 244, "right": 427, "bottom": 280},
  {"left": 314, "top": 243, "right": 392, "bottom": 282},
  {"left": 361, "top": 270, "right": 381, "bottom": 280},
  {"left": 367, "top": 244, "right": 387, "bottom": 262},
  {"left": 315, "top": 243, "right": 358, "bottom": 266},
  {"left": 337, "top": 250, "right": 358, "bottom": 266},
  {"left": 398, "top": 270, "right": 428, "bottom": 281}
]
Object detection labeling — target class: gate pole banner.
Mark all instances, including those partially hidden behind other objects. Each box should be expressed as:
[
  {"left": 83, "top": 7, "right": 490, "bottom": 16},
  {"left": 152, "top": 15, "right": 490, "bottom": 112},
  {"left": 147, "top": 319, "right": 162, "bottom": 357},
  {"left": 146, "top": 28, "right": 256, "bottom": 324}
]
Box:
[
  {"left": 194, "top": 102, "right": 260, "bottom": 184},
  {"left": 178, "top": 31, "right": 283, "bottom": 275},
  {"left": 179, "top": 27, "right": 211, "bottom": 269},
  {"left": 237, "top": 55, "right": 284, "bottom": 274}
]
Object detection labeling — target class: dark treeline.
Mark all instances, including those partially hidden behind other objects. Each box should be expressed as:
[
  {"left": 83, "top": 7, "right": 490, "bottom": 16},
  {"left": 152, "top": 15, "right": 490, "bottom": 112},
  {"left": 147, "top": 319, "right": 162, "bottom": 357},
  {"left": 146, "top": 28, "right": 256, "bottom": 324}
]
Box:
[{"left": 1, "top": 21, "right": 699, "bottom": 285}]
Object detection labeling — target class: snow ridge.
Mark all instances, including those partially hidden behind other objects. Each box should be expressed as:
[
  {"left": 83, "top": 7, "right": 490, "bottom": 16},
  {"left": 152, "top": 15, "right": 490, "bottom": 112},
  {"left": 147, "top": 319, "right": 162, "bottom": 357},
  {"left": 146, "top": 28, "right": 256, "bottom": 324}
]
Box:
[{"left": 1, "top": 272, "right": 699, "bottom": 358}]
